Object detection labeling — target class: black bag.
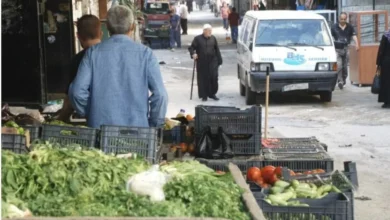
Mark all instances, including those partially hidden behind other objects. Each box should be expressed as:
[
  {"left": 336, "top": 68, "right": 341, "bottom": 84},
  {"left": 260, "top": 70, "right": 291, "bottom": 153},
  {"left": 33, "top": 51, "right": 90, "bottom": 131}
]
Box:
[
  {"left": 371, "top": 72, "right": 381, "bottom": 95},
  {"left": 196, "top": 126, "right": 235, "bottom": 159},
  {"left": 196, "top": 126, "right": 217, "bottom": 159},
  {"left": 217, "top": 127, "right": 234, "bottom": 159}
]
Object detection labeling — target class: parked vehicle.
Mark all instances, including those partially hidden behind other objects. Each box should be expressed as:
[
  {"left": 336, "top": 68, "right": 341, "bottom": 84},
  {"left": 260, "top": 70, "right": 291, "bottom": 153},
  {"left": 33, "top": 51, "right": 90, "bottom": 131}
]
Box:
[
  {"left": 143, "top": 0, "right": 171, "bottom": 44},
  {"left": 237, "top": 11, "right": 338, "bottom": 104}
]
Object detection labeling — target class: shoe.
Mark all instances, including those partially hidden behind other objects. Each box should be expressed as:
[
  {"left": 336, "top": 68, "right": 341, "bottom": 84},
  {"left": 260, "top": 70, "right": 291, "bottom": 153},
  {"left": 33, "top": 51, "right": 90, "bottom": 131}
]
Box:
[
  {"left": 209, "top": 95, "right": 219, "bottom": 101},
  {"left": 382, "top": 104, "right": 390, "bottom": 109},
  {"left": 338, "top": 82, "right": 344, "bottom": 90},
  {"left": 170, "top": 48, "right": 175, "bottom": 52},
  {"left": 202, "top": 97, "right": 207, "bottom": 102}
]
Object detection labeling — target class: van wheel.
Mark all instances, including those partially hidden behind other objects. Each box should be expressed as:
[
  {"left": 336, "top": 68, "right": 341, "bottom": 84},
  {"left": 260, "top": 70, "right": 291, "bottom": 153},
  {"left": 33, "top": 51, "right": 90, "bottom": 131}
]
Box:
[
  {"left": 239, "top": 82, "right": 246, "bottom": 96},
  {"left": 256, "top": 92, "right": 266, "bottom": 105},
  {"left": 245, "top": 75, "right": 256, "bottom": 105},
  {"left": 320, "top": 91, "right": 332, "bottom": 102}
]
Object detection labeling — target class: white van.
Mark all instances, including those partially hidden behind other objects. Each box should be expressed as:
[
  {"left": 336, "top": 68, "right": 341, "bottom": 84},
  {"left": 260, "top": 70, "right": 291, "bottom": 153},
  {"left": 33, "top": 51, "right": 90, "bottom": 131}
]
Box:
[{"left": 237, "top": 10, "right": 338, "bottom": 105}]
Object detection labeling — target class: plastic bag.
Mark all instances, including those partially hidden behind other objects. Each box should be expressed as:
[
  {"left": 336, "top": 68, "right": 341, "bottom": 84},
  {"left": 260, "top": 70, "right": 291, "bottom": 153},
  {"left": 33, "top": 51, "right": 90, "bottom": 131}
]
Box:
[
  {"left": 225, "top": 32, "right": 231, "bottom": 41},
  {"left": 126, "top": 165, "right": 169, "bottom": 202},
  {"left": 196, "top": 126, "right": 235, "bottom": 159},
  {"left": 371, "top": 72, "right": 380, "bottom": 94},
  {"left": 217, "top": 127, "right": 234, "bottom": 159},
  {"left": 196, "top": 126, "right": 216, "bottom": 159}
]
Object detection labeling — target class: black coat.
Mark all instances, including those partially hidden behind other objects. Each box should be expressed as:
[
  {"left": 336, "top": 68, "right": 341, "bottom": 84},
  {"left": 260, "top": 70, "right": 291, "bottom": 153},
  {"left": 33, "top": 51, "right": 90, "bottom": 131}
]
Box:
[
  {"left": 376, "top": 34, "right": 390, "bottom": 104},
  {"left": 188, "top": 34, "right": 223, "bottom": 98}
]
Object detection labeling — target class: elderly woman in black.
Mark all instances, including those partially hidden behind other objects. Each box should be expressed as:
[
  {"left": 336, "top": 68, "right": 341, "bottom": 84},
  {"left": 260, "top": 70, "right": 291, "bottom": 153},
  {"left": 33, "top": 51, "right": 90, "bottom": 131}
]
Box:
[{"left": 376, "top": 29, "right": 390, "bottom": 108}]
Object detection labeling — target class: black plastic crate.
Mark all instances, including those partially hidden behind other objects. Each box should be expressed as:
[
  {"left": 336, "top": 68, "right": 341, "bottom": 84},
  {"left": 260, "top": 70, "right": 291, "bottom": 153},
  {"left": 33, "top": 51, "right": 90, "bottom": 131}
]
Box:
[
  {"left": 100, "top": 125, "right": 162, "bottom": 164},
  {"left": 262, "top": 137, "right": 327, "bottom": 153},
  {"left": 22, "top": 125, "right": 41, "bottom": 142},
  {"left": 163, "top": 126, "right": 186, "bottom": 144},
  {"left": 252, "top": 189, "right": 350, "bottom": 220},
  {"left": 1, "top": 134, "right": 28, "bottom": 154},
  {"left": 263, "top": 152, "right": 334, "bottom": 173},
  {"left": 41, "top": 124, "right": 98, "bottom": 148},
  {"left": 195, "top": 156, "right": 263, "bottom": 172},
  {"left": 195, "top": 105, "right": 262, "bottom": 135},
  {"left": 195, "top": 133, "right": 261, "bottom": 155}
]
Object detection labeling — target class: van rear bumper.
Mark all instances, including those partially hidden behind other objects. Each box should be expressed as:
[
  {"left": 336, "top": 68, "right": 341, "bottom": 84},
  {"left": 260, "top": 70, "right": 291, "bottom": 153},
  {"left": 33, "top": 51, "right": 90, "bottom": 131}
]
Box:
[{"left": 249, "top": 71, "right": 338, "bottom": 93}]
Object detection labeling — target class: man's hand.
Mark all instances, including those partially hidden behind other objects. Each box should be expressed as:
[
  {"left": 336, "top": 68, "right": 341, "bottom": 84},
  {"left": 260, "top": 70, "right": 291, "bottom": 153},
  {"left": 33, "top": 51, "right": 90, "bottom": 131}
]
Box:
[
  {"left": 192, "top": 54, "right": 198, "bottom": 60},
  {"left": 355, "top": 45, "right": 359, "bottom": 51}
]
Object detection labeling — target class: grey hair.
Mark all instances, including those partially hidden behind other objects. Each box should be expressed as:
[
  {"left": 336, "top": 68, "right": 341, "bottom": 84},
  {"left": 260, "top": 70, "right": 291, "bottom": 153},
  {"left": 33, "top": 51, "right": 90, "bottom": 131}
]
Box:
[{"left": 107, "top": 5, "right": 134, "bottom": 35}]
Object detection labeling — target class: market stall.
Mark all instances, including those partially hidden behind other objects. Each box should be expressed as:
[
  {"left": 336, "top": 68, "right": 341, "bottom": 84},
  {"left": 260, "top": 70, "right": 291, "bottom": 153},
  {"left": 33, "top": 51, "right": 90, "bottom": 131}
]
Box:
[{"left": 1, "top": 103, "right": 358, "bottom": 220}]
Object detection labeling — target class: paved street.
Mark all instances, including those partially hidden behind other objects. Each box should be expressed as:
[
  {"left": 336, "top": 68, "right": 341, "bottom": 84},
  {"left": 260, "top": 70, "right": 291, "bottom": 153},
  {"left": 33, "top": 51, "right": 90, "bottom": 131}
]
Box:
[{"left": 154, "top": 9, "right": 390, "bottom": 220}]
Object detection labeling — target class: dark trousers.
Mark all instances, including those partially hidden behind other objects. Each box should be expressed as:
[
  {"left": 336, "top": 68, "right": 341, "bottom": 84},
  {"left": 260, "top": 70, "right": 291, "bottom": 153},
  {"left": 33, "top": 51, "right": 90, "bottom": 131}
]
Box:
[
  {"left": 181, "top": 19, "right": 188, "bottom": 34},
  {"left": 336, "top": 48, "right": 349, "bottom": 84},
  {"left": 170, "top": 29, "right": 181, "bottom": 48},
  {"left": 230, "top": 26, "right": 238, "bottom": 42}
]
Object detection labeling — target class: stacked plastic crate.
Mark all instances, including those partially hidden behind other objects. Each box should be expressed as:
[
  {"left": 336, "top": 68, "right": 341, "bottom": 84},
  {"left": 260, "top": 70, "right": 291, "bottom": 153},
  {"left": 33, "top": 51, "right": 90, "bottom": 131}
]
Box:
[
  {"left": 261, "top": 137, "right": 334, "bottom": 172},
  {"left": 194, "top": 105, "right": 263, "bottom": 172}
]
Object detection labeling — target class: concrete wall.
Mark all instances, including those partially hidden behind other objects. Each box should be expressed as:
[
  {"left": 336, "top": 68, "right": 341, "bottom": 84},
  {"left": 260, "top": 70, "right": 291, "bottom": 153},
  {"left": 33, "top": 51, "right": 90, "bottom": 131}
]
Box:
[{"left": 341, "top": 0, "right": 389, "bottom": 44}]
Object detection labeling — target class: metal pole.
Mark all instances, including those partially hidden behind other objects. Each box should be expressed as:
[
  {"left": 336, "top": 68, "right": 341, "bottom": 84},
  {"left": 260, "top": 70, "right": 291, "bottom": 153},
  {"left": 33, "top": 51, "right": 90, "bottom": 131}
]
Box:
[
  {"left": 373, "top": 0, "right": 376, "bottom": 10},
  {"left": 264, "top": 67, "right": 270, "bottom": 139}
]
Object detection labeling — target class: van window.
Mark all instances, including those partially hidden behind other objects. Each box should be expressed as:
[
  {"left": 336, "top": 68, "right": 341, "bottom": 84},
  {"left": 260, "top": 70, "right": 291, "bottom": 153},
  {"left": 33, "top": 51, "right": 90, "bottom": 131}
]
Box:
[
  {"left": 255, "top": 19, "right": 332, "bottom": 47},
  {"left": 239, "top": 19, "right": 248, "bottom": 42},
  {"left": 243, "top": 19, "right": 253, "bottom": 44}
]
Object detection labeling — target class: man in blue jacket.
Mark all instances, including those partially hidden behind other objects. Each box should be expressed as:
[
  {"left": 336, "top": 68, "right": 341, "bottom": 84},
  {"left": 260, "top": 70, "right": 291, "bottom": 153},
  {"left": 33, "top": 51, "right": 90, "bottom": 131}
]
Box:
[{"left": 69, "top": 5, "right": 168, "bottom": 128}]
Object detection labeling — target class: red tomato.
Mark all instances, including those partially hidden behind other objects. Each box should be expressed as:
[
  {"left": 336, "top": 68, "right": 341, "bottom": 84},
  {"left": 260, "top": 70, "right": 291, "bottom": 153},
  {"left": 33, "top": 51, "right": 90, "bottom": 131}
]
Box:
[
  {"left": 247, "top": 167, "right": 261, "bottom": 181},
  {"left": 261, "top": 166, "right": 276, "bottom": 182},
  {"left": 316, "top": 169, "right": 326, "bottom": 174},
  {"left": 268, "top": 174, "right": 279, "bottom": 185},
  {"left": 304, "top": 170, "right": 312, "bottom": 175},
  {"left": 274, "top": 166, "right": 283, "bottom": 177},
  {"left": 255, "top": 177, "right": 264, "bottom": 185},
  {"left": 260, "top": 183, "right": 270, "bottom": 188}
]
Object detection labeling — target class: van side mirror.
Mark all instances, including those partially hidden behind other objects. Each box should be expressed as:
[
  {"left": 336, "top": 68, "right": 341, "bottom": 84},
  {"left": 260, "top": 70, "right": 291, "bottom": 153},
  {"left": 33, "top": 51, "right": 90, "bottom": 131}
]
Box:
[{"left": 249, "top": 42, "right": 253, "bottom": 51}]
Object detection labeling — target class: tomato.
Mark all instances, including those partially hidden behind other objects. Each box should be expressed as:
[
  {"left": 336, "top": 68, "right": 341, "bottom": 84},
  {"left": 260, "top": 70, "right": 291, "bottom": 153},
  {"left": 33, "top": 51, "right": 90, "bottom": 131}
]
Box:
[
  {"left": 274, "top": 166, "right": 283, "bottom": 177},
  {"left": 179, "top": 143, "right": 188, "bottom": 153},
  {"left": 304, "top": 170, "right": 312, "bottom": 175},
  {"left": 261, "top": 166, "right": 276, "bottom": 182},
  {"left": 247, "top": 167, "right": 261, "bottom": 181},
  {"left": 260, "top": 183, "right": 270, "bottom": 188},
  {"left": 316, "top": 169, "right": 326, "bottom": 174},
  {"left": 255, "top": 177, "right": 264, "bottom": 185},
  {"left": 268, "top": 173, "right": 279, "bottom": 185}
]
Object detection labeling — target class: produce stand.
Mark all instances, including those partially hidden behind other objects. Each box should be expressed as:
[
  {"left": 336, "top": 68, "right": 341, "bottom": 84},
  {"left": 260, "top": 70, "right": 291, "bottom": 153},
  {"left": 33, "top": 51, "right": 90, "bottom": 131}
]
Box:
[{"left": 348, "top": 10, "right": 389, "bottom": 86}]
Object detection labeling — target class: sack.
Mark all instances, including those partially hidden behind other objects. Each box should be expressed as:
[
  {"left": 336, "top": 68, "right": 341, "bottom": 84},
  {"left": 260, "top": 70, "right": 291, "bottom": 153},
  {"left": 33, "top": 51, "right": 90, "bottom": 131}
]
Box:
[
  {"left": 371, "top": 69, "right": 381, "bottom": 94},
  {"left": 195, "top": 126, "right": 235, "bottom": 159}
]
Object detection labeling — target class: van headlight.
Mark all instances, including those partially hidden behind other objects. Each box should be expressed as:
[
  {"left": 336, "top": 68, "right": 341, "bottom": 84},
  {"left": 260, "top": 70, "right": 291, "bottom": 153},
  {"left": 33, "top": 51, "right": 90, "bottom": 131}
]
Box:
[
  {"left": 250, "top": 62, "right": 272, "bottom": 72},
  {"left": 317, "top": 63, "right": 330, "bottom": 71}
]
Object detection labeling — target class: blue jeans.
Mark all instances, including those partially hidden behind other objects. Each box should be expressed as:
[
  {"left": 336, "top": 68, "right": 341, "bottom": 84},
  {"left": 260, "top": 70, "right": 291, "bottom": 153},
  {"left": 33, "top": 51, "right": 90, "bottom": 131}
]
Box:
[
  {"left": 230, "top": 26, "right": 238, "bottom": 41},
  {"left": 223, "top": 18, "right": 228, "bottom": 30},
  {"left": 170, "top": 29, "right": 181, "bottom": 48}
]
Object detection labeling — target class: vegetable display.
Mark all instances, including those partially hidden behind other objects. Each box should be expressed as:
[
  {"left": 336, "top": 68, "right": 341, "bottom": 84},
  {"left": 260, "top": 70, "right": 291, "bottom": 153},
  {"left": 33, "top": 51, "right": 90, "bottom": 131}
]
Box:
[
  {"left": 3, "top": 121, "right": 25, "bottom": 135},
  {"left": 265, "top": 180, "right": 342, "bottom": 205},
  {"left": 247, "top": 166, "right": 327, "bottom": 188},
  {"left": 2, "top": 144, "right": 249, "bottom": 219}
]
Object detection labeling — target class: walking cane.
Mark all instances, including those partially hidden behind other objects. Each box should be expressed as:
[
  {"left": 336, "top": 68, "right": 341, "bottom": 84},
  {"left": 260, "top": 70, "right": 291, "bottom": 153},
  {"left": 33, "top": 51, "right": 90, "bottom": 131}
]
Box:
[
  {"left": 190, "top": 60, "right": 196, "bottom": 100},
  {"left": 264, "top": 67, "right": 270, "bottom": 139}
]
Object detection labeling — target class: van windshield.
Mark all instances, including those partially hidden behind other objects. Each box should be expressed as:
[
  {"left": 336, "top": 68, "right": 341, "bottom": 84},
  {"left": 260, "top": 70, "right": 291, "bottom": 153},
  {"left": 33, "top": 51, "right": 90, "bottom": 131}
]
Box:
[
  {"left": 145, "top": 3, "right": 170, "bottom": 14},
  {"left": 255, "top": 19, "right": 332, "bottom": 47}
]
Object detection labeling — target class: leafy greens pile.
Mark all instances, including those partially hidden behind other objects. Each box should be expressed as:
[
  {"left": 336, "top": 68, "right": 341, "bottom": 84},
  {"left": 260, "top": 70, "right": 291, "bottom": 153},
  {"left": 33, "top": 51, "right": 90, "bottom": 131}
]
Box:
[{"left": 2, "top": 146, "right": 250, "bottom": 219}]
